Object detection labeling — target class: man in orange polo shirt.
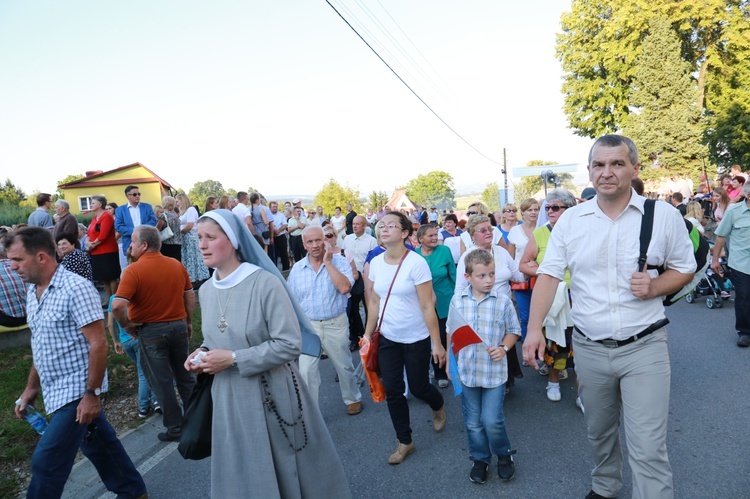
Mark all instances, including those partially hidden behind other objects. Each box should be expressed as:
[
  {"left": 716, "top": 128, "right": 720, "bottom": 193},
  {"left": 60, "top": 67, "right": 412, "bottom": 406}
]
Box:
[{"left": 112, "top": 225, "right": 196, "bottom": 442}]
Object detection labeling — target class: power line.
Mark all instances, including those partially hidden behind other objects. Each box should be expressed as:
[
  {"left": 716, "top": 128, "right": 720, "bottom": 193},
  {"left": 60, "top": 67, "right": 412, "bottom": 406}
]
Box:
[{"left": 324, "top": 0, "right": 502, "bottom": 167}]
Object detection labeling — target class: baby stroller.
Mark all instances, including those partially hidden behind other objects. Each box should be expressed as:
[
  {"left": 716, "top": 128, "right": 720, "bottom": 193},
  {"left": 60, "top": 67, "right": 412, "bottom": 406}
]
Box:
[{"left": 685, "top": 251, "right": 733, "bottom": 309}]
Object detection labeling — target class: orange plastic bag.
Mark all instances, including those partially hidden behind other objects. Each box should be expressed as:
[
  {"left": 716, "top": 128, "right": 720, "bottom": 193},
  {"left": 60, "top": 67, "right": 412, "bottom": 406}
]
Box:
[{"left": 359, "top": 337, "right": 386, "bottom": 403}]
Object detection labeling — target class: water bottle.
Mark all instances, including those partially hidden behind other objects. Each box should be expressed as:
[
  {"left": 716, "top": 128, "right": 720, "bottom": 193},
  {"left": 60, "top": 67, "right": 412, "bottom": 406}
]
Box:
[{"left": 15, "top": 398, "right": 48, "bottom": 435}]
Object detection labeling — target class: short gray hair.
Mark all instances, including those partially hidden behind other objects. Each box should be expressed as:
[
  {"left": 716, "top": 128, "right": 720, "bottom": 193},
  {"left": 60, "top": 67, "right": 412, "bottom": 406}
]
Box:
[
  {"left": 55, "top": 199, "right": 70, "bottom": 210},
  {"left": 588, "top": 134, "right": 639, "bottom": 165},
  {"left": 301, "top": 225, "right": 324, "bottom": 240},
  {"left": 134, "top": 225, "right": 161, "bottom": 251},
  {"left": 546, "top": 189, "right": 577, "bottom": 208}
]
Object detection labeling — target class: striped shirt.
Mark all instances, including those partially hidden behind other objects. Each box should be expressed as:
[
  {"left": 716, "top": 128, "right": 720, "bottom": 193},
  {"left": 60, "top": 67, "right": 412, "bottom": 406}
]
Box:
[
  {"left": 450, "top": 286, "right": 521, "bottom": 388},
  {"left": 0, "top": 259, "right": 26, "bottom": 318},
  {"left": 287, "top": 254, "right": 354, "bottom": 321},
  {"left": 27, "top": 265, "right": 107, "bottom": 413}
]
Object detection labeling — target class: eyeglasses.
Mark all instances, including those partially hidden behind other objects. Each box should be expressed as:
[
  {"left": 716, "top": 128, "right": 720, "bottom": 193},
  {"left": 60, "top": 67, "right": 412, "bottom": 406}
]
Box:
[
  {"left": 475, "top": 228, "right": 491, "bottom": 234},
  {"left": 503, "top": 209, "right": 517, "bottom": 213},
  {"left": 129, "top": 192, "right": 141, "bottom": 197},
  {"left": 376, "top": 223, "right": 400, "bottom": 231},
  {"left": 325, "top": 233, "right": 335, "bottom": 239},
  {"left": 544, "top": 205, "right": 566, "bottom": 212},
  {"left": 466, "top": 211, "right": 478, "bottom": 216}
]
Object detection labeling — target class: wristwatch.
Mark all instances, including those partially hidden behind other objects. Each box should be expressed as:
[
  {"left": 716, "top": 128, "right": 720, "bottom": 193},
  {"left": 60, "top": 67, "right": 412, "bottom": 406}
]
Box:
[
  {"left": 231, "top": 351, "right": 237, "bottom": 367},
  {"left": 499, "top": 344, "right": 509, "bottom": 353},
  {"left": 85, "top": 388, "right": 102, "bottom": 397}
]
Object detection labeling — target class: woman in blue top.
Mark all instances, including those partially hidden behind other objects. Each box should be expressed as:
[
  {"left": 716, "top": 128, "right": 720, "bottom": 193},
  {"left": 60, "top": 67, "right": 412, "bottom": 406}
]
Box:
[{"left": 498, "top": 203, "right": 522, "bottom": 245}]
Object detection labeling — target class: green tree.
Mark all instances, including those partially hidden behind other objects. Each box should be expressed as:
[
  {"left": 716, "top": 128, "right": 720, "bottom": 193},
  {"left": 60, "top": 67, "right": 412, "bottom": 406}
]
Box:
[
  {"left": 405, "top": 171, "right": 456, "bottom": 210},
  {"left": 481, "top": 182, "right": 500, "bottom": 211},
  {"left": 189, "top": 179, "right": 227, "bottom": 212},
  {"left": 0, "top": 178, "right": 26, "bottom": 205},
  {"left": 246, "top": 187, "right": 264, "bottom": 200},
  {"left": 706, "top": 102, "right": 750, "bottom": 168},
  {"left": 314, "top": 179, "right": 361, "bottom": 215},
  {"left": 368, "top": 190, "right": 389, "bottom": 210},
  {"left": 557, "top": 0, "right": 750, "bottom": 139},
  {"left": 621, "top": 17, "right": 706, "bottom": 180},
  {"left": 56, "top": 174, "right": 84, "bottom": 199}
]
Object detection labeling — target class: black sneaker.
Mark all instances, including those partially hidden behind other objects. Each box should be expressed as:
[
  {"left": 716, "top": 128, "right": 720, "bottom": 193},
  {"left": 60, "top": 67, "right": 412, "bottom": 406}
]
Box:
[
  {"left": 137, "top": 408, "right": 150, "bottom": 419},
  {"left": 497, "top": 454, "right": 515, "bottom": 481},
  {"left": 157, "top": 432, "right": 180, "bottom": 442},
  {"left": 585, "top": 491, "right": 610, "bottom": 499},
  {"left": 469, "top": 461, "right": 488, "bottom": 484},
  {"left": 153, "top": 402, "right": 162, "bottom": 414}
]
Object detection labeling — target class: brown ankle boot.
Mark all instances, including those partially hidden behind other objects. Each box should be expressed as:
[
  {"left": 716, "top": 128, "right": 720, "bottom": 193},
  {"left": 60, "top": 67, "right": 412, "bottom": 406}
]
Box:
[
  {"left": 387, "top": 441, "right": 415, "bottom": 464},
  {"left": 433, "top": 405, "right": 447, "bottom": 432}
]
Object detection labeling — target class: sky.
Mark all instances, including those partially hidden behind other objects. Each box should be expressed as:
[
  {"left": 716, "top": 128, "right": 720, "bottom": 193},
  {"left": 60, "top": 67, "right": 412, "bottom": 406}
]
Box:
[{"left": 0, "top": 1, "right": 593, "bottom": 198}]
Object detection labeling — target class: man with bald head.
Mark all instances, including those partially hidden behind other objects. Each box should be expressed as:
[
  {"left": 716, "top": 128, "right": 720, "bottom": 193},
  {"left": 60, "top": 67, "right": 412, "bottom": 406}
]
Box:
[
  {"left": 344, "top": 215, "right": 377, "bottom": 350},
  {"left": 288, "top": 226, "right": 363, "bottom": 416}
]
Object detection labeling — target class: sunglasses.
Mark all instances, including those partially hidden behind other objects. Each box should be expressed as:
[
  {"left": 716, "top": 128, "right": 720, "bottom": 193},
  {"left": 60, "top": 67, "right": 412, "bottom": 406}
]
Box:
[
  {"left": 325, "top": 233, "right": 336, "bottom": 239},
  {"left": 466, "top": 211, "right": 478, "bottom": 216},
  {"left": 544, "top": 205, "right": 566, "bottom": 212},
  {"left": 503, "top": 209, "right": 517, "bottom": 213},
  {"left": 129, "top": 193, "right": 141, "bottom": 197}
]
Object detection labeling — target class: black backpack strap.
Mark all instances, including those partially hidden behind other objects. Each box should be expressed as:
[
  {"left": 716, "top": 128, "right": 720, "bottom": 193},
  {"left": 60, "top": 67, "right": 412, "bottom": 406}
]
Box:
[{"left": 639, "top": 199, "right": 655, "bottom": 272}]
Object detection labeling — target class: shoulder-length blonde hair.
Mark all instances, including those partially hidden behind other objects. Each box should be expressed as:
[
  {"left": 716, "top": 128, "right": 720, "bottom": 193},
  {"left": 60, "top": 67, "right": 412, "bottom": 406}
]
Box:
[{"left": 176, "top": 193, "right": 192, "bottom": 216}]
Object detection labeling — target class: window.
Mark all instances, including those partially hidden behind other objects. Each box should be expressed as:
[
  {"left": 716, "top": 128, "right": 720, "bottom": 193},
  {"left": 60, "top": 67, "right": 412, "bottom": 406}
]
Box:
[{"left": 79, "top": 196, "right": 93, "bottom": 211}]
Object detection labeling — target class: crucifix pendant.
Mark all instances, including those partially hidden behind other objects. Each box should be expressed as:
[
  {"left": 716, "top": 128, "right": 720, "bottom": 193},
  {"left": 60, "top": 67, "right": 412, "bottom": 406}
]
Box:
[{"left": 217, "top": 317, "right": 228, "bottom": 333}]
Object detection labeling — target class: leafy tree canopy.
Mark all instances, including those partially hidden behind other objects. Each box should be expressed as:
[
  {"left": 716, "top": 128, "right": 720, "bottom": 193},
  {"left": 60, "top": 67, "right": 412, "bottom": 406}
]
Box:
[
  {"left": 481, "top": 182, "right": 500, "bottom": 212},
  {"left": 368, "top": 190, "right": 389, "bottom": 211},
  {"left": 405, "top": 171, "right": 456, "bottom": 210},
  {"left": 314, "top": 179, "right": 362, "bottom": 215},
  {"left": 188, "top": 179, "right": 227, "bottom": 212},
  {"left": 556, "top": 0, "right": 750, "bottom": 169},
  {"left": 0, "top": 178, "right": 26, "bottom": 206},
  {"left": 621, "top": 17, "right": 707, "bottom": 180}
]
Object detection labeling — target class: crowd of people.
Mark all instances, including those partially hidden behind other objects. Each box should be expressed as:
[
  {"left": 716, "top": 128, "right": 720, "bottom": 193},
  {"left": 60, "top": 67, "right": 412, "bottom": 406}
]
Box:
[{"left": 2, "top": 149, "right": 749, "bottom": 498}]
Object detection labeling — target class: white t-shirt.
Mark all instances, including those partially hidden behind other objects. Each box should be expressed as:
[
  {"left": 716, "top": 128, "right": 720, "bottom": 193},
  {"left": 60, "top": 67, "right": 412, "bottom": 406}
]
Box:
[
  {"left": 232, "top": 203, "right": 249, "bottom": 222},
  {"left": 507, "top": 225, "right": 530, "bottom": 266},
  {"left": 368, "top": 251, "right": 432, "bottom": 344},
  {"left": 179, "top": 206, "right": 199, "bottom": 230},
  {"left": 455, "top": 245, "right": 524, "bottom": 299}
]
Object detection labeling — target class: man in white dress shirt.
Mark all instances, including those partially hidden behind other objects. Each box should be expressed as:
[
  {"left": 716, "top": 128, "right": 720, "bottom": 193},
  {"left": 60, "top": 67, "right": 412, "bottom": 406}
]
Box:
[
  {"left": 343, "top": 216, "right": 377, "bottom": 351},
  {"left": 524, "top": 135, "right": 695, "bottom": 499},
  {"left": 231, "top": 191, "right": 254, "bottom": 234}
]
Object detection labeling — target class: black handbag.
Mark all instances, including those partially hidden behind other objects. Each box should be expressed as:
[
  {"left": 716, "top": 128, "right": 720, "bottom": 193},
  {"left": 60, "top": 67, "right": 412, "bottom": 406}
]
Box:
[{"left": 178, "top": 373, "right": 214, "bottom": 460}]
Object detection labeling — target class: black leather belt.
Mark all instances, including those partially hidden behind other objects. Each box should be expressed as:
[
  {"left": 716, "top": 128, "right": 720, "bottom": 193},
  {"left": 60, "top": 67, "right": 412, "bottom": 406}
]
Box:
[{"left": 574, "top": 318, "right": 670, "bottom": 348}]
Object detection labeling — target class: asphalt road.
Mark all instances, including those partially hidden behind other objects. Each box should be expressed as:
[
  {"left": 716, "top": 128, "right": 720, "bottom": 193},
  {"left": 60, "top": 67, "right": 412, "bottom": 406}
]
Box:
[{"left": 67, "top": 297, "right": 749, "bottom": 499}]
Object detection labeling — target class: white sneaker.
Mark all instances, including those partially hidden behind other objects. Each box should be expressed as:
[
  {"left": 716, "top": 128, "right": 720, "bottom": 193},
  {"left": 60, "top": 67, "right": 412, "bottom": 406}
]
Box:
[
  {"left": 546, "top": 383, "right": 561, "bottom": 402},
  {"left": 576, "top": 396, "right": 585, "bottom": 414},
  {"left": 558, "top": 369, "right": 568, "bottom": 380}
]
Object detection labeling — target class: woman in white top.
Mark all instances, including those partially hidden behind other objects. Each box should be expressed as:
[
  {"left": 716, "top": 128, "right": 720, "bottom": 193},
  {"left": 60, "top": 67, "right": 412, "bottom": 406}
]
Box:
[
  {"left": 455, "top": 214, "right": 525, "bottom": 390},
  {"left": 364, "top": 211, "right": 447, "bottom": 465},
  {"left": 177, "top": 193, "right": 210, "bottom": 284},
  {"left": 330, "top": 206, "right": 347, "bottom": 248},
  {"left": 506, "top": 198, "right": 540, "bottom": 341},
  {"left": 459, "top": 201, "right": 508, "bottom": 257}
]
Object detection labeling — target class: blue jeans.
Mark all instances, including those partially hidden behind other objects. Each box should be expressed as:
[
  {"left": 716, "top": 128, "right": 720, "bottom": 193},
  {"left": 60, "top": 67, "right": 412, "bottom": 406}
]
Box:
[
  {"left": 27, "top": 399, "right": 146, "bottom": 499},
  {"left": 514, "top": 289, "right": 532, "bottom": 340},
  {"left": 460, "top": 385, "right": 512, "bottom": 464},
  {"left": 122, "top": 338, "right": 155, "bottom": 412}
]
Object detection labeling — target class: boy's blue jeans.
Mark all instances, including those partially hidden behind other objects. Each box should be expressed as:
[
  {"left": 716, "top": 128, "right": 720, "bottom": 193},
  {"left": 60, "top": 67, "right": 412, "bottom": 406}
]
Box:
[
  {"left": 460, "top": 384, "right": 512, "bottom": 464},
  {"left": 122, "top": 337, "right": 155, "bottom": 411}
]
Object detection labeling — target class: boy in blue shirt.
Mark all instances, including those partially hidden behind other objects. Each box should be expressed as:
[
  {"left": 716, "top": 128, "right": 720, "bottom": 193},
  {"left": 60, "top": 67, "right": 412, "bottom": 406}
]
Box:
[{"left": 449, "top": 249, "right": 521, "bottom": 484}]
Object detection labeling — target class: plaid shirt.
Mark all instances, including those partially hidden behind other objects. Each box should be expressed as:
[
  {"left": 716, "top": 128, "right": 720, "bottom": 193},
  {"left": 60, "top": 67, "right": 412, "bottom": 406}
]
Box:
[
  {"left": 450, "top": 286, "right": 521, "bottom": 388},
  {"left": 287, "top": 254, "right": 354, "bottom": 320},
  {"left": 27, "top": 265, "right": 106, "bottom": 413},
  {"left": 0, "top": 259, "right": 26, "bottom": 318}
]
